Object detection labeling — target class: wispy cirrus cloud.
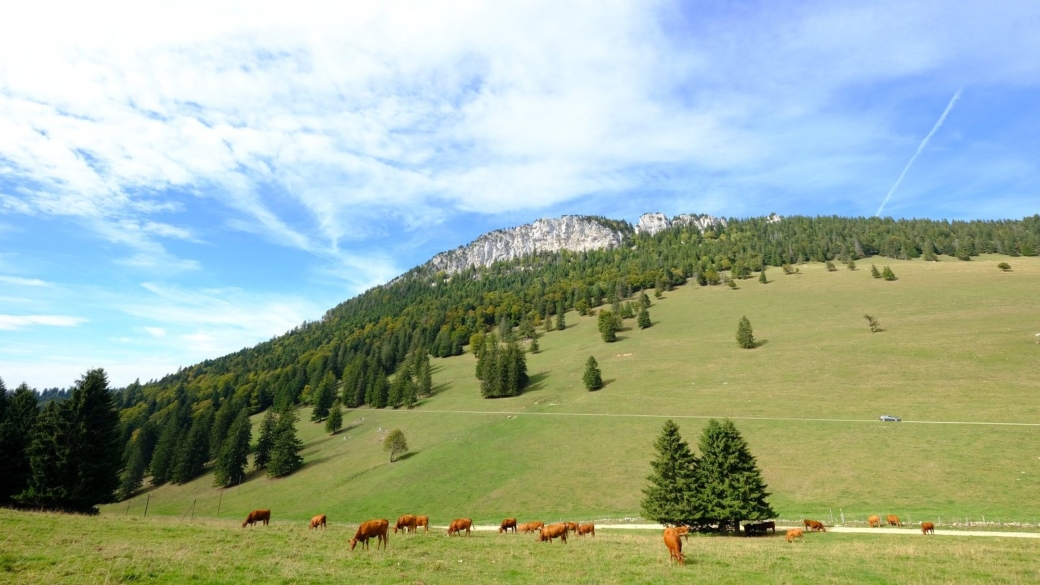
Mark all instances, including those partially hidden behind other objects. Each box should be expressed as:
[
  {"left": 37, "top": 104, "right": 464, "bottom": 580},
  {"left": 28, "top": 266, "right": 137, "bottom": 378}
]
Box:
[
  {"left": 0, "top": 276, "right": 51, "bottom": 287},
  {"left": 0, "top": 314, "right": 87, "bottom": 330}
]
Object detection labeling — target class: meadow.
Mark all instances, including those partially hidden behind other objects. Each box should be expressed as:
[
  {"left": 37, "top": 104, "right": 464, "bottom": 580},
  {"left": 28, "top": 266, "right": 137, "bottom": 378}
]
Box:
[
  {"left": 91, "top": 255, "right": 1038, "bottom": 528},
  {"left": 2, "top": 510, "right": 1038, "bottom": 584}
]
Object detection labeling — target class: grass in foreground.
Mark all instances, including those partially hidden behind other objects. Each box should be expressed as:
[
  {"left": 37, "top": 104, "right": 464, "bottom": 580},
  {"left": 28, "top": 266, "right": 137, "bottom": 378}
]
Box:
[{"left": 2, "top": 510, "right": 1039, "bottom": 584}]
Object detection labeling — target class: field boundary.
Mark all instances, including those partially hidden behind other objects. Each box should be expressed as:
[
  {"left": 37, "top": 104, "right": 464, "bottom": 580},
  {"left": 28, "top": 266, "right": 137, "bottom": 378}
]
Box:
[{"left": 445, "top": 524, "right": 1040, "bottom": 539}]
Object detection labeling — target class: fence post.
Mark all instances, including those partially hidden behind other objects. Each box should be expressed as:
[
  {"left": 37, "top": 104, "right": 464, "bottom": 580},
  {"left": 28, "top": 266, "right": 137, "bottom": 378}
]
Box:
[
  {"left": 126, "top": 499, "right": 131, "bottom": 516},
  {"left": 840, "top": 509, "right": 845, "bottom": 525},
  {"left": 143, "top": 494, "right": 150, "bottom": 517},
  {"left": 217, "top": 489, "right": 223, "bottom": 518},
  {"left": 191, "top": 498, "right": 196, "bottom": 520}
]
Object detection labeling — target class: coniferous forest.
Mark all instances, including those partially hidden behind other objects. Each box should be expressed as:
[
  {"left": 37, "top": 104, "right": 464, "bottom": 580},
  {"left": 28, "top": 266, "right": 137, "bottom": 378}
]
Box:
[{"left": 1, "top": 213, "right": 1039, "bottom": 506}]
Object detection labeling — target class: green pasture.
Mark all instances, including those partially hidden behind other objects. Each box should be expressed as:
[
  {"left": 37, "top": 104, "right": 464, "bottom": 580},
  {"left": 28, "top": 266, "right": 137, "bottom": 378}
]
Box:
[
  {"left": 99, "top": 255, "right": 1040, "bottom": 525},
  {"left": 2, "top": 510, "right": 1038, "bottom": 584}
]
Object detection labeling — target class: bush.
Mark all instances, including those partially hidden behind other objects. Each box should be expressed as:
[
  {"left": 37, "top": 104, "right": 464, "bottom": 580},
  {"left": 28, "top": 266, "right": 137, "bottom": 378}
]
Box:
[
  {"left": 870, "top": 264, "right": 881, "bottom": 278},
  {"left": 997, "top": 262, "right": 1011, "bottom": 272},
  {"left": 583, "top": 356, "right": 603, "bottom": 391},
  {"left": 882, "top": 266, "right": 897, "bottom": 281},
  {"left": 736, "top": 316, "right": 755, "bottom": 349},
  {"left": 864, "top": 314, "right": 881, "bottom": 333}
]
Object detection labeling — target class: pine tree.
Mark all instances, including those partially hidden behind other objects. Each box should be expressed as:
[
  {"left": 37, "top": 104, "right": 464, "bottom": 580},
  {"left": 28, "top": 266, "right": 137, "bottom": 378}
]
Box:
[
  {"left": 556, "top": 302, "right": 566, "bottom": 331},
  {"left": 19, "top": 368, "right": 123, "bottom": 512},
  {"left": 173, "top": 409, "right": 213, "bottom": 484},
  {"left": 214, "top": 408, "right": 252, "bottom": 487},
  {"left": 254, "top": 409, "right": 276, "bottom": 470},
  {"left": 529, "top": 336, "right": 540, "bottom": 353},
  {"left": 149, "top": 412, "right": 185, "bottom": 485},
  {"left": 417, "top": 358, "right": 433, "bottom": 397},
  {"left": 736, "top": 316, "right": 755, "bottom": 349},
  {"left": 403, "top": 376, "right": 417, "bottom": 408},
  {"left": 310, "top": 371, "right": 336, "bottom": 421},
  {"left": 383, "top": 429, "right": 409, "bottom": 462},
  {"left": 267, "top": 405, "right": 304, "bottom": 478},
  {"left": 0, "top": 382, "right": 39, "bottom": 504},
  {"left": 118, "top": 439, "right": 147, "bottom": 501},
  {"left": 583, "top": 356, "right": 603, "bottom": 391},
  {"left": 638, "top": 306, "right": 651, "bottom": 329},
  {"left": 847, "top": 259, "right": 857, "bottom": 271},
  {"left": 641, "top": 420, "right": 702, "bottom": 527},
  {"left": 695, "top": 419, "right": 775, "bottom": 532},
  {"left": 325, "top": 402, "right": 344, "bottom": 434},
  {"left": 870, "top": 264, "right": 882, "bottom": 278},
  {"left": 388, "top": 370, "right": 406, "bottom": 409},
  {"left": 758, "top": 269, "right": 768, "bottom": 284},
  {"left": 882, "top": 266, "right": 897, "bottom": 281},
  {"left": 598, "top": 310, "right": 619, "bottom": 342},
  {"left": 639, "top": 291, "right": 651, "bottom": 308}
]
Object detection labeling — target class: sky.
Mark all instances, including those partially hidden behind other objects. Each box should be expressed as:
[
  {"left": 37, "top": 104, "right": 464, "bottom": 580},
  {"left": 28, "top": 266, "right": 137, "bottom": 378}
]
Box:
[{"left": 1, "top": 0, "right": 1038, "bottom": 390}]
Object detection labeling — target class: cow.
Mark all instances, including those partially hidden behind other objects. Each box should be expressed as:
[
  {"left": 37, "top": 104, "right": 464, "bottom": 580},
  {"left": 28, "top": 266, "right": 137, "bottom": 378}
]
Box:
[
  {"left": 242, "top": 509, "right": 271, "bottom": 528},
  {"left": 565, "top": 521, "right": 579, "bottom": 534},
  {"left": 540, "top": 523, "right": 568, "bottom": 544},
  {"left": 921, "top": 522, "right": 935, "bottom": 535},
  {"left": 577, "top": 523, "right": 595, "bottom": 537},
  {"left": 527, "top": 521, "right": 544, "bottom": 533},
  {"left": 673, "top": 525, "right": 691, "bottom": 540},
  {"left": 803, "top": 519, "right": 826, "bottom": 532},
  {"left": 350, "top": 519, "right": 389, "bottom": 551},
  {"left": 887, "top": 515, "right": 901, "bottom": 527},
  {"left": 415, "top": 516, "right": 429, "bottom": 534},
  {"left": 743, "top": 522, "right": 767, "bottom": 536},
  {"left": 786, "top": 528, "right": 804, "bottom": 543},
  {"left": 499, "top": 518, "right": 517, "bottom": 533},
  {"left": 663, "top": 527, "right": 684, "bottom": 565},
  {"left": 760, "top": 521, "right": 776, "bottom": 534},
  {"left": 868, "top": 515, "right": 881, "bottom": 528},
  {"left": 448, "top": 518, "right": 472, "bottom": 537},
  {"left": 517, "top": 522, "right": 531, "bottom": 533},
  {"left": 394, "top": 515, "right": 417, "bottom": 534},
  {"left": 309, "top": 514, "right": 326, "bottom": 530}
]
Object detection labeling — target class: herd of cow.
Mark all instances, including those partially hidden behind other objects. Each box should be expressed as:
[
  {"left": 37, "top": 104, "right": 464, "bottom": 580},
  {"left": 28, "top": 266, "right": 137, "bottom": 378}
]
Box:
[{"left": 242, "top": 509, "right": 936, "bottom": 567}]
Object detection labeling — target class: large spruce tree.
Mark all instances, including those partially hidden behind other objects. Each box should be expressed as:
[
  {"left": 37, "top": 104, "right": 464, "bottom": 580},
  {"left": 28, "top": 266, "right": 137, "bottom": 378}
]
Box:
[
  {"left": 583, "top": 356, "right": 603, "bottom": 391},
  {"left": 267, "top": 405, "right": 304, "bottom": 478},
  {"left": 695, "top": 419, "right": 775, "bottom": 533},
  {"left": 641, "top": 420, "right": 702, "bottom": 527},
  {"left": 311, "top": 371, "right": 336, "bottom": 421},
  {"left": 18, "top": 368, "right": 122, "bottom": 512},
  {"left": 173, "top": 409, "right": 213, "bottom": 484},
  {"left": 253, "top": 409, "right": 277, "bottom": 470},
  {"left": 214, "top": 408, "right": 252, "bottom": 487}
]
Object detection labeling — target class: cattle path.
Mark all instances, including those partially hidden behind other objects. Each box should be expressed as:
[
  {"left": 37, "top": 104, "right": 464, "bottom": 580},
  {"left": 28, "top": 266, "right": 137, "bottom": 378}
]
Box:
[
  {"left": 393, "top": 409, "right": 1040, "bottom": 427},
  {"left": 444, "top": 524, "right": 1040, "bottom": 539}
]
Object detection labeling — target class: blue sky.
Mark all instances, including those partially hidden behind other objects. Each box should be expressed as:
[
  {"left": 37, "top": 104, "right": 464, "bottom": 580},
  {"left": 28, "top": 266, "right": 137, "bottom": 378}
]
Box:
[{"left": 1, "top": 0, "right": 1038, "bottom": 389}]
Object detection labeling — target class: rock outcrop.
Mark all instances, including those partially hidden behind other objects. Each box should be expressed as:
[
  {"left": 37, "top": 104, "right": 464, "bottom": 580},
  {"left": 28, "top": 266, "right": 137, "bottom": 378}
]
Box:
[
  {"left": 428, "top": 216, "right": 626, "bottom": 275},
  {"left": 635, "top": 213, "right": 727, "bottom": 236}
]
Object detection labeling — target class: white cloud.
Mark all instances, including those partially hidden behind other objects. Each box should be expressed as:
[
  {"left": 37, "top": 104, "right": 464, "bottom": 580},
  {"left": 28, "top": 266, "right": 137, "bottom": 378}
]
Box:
[
  {"left": 142, "top": 326, "right": 166, "bottom": 338},
  {"left": 0, "top": 276, "right": 51, "bottom": 287},
  {"left": 0, "top": 314, "right": 87, "bottom": 330}
]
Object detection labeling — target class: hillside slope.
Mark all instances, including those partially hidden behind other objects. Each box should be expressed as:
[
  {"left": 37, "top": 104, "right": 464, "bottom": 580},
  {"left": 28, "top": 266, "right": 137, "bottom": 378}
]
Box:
[{"left": 103, "top": 255, "right": 1040, "bottom": 525}]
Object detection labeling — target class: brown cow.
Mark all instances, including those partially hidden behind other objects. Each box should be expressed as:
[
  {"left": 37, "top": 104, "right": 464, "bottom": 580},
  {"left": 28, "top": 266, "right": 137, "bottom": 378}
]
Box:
[
  {"left": 540, "top": 523, "right": 568, "bottom": 544},
  {"left": 415, "top": 516, "right": 429, "bottom": 533},
  {"left": 527, "top": 521, "right": 544, "bottom": 532},
  {"left": 744, "top": 522, "right": 767, "bottom": 536},
  {"left": 887, "top": 515, "right": 901, "bottom": 527},
  {"left": 309, "top": 514, "right": 327, "bottom": 530},
  {"left": 517, "top": 522, "right": 531, "bottom": 533},
  {"left": 448, "top": 518, "right": 472, "bottom": 536},
  {"left": 663, "top": 527, "right": 684, "bottom": 565},
  {"left": 921, "top": 522, "right": 935, "bottom": 535},
  {"left": 803, "top": 519, "right": 826, "bottom": 532},
  {"left": 760, "top": 521, "right": 776, "bottom": 534},
  {"left": 499, "top": 518, "right": 517, "bottom": 533},
  {"left": 673, "top": 525, "right": 691, "bottom": 540},
  {"left": 242, "top": 509, "right": 271, "bottom": 528},
  {"left": 565, "top": 521, "right": 579, "bottom": 534},
  {"left": 868, "top": 515, "right": 881, "bottom": 528},
  {"left": 350, "top": 519, "right": 389, "bottom": 550},
  {"left": 577, "top": 523, "right": 595, "bottom": 537},
  {"left": 786, "top": 528, "right": 804, "bottom": 543},
  {"left": 394, "top": 514, "right": 417, "bottom": 534}
]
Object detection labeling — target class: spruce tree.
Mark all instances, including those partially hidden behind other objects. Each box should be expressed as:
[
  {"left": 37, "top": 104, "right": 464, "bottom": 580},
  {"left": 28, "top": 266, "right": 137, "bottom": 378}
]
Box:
[
  {"left": 870, "top": 264, "right": 882, "bottom": 278},
  {"left": 0, "top": 382, "right": 39, "bottom": 504},
  {"left": 583, "top": 356, "right": 603, "bottom": 391},
  {"left": 325, "top": 402, "right": 343, "bottom": 434},
  {"left": 254, "top": 409, "right": 276, "bottom": 470},
  {"left": 310, "top": 371, "right": 336, "bottom": 421},
  {"left": 529, "top": 336, "right": 540, "bottom": 353},
  {"left": 882, "top": 266, "right": 897, "bottom": 281},
  {"left": 118, "top": 439, "right": 147, "bottom": 501},
  {"left": 758, "top": 269, "right": 768, "bottom": 284},
  {"left": 388, "top": 371, "right": 407, "bottom": 409},
  {"left": 19, "top": 368, "right": 122, "bottom": 512},
  {"left": 695, "top": 419, "right": 775, "bottom": 532},
  {"left": 403, "top": 376, "right": 417, "bottom": 408},
  {"left": 598, "top": 310, "right": 619, "bottom": 342},
  {"left": 267, "top": 405, "right": 304, "bottom": 478},
  {"left": 174, "top": 409, "right": 213, "bottom": 484},
  {"left": 417, "top": 358, "right": 433, "bottom": 397},
  {"left": 639, "top": 291, "right": 651, "bottom": 308},
  {"left": 641, "top": 420, "right": 702, "bottom": 527},
  {"left": 556, "top": 302, "right": 566, "bottom": 330},
  {"left": 736, "top": 316, "right": 755, "bottom": 349},
  {"left": 638, "top": 306, "right": 651, "bottom": 329},
  {"left": 149, "top": 412, "right": 185, "bottom": 485},
  {"left": 214, "top": 408, "right": 252, "bottom": 487}
]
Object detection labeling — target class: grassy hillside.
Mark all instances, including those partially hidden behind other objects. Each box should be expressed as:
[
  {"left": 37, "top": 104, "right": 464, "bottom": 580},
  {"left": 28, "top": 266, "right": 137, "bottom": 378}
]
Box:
[
  {"left": 4, "top": 510, "right": 1039, "bottom": 584},
  {"left": 101, "top": 255, "right": 1040, "bottom": 526}
]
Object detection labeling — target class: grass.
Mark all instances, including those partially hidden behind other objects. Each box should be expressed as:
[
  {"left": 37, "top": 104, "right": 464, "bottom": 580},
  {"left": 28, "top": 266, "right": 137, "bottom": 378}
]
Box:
[
  {"left": 92, "top": 255, "right": 1040, "bottom": 527},
  {"left": 2, "top": 510, "right": 1039, "bottom": 584}
]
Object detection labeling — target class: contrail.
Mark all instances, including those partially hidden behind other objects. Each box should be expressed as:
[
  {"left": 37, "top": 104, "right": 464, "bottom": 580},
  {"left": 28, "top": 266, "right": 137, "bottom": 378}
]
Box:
[{"left": 875, "top": 88, "right": 962, "bottom": 217}]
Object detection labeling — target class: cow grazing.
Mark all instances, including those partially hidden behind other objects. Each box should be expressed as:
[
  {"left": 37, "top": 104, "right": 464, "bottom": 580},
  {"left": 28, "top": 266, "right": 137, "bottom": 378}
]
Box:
[
  {"left": 527, "top": 521, "right": 544, "bottom": 532},
  {"left": 744, "top": 522, "right": 767, "bottom": 536},
  {"left": 887, "top": 515, "right": 901, "bottom": 527},
  {"left": 921, "top": 522, "right": 935, "bottom": 535},
  {"left": 394, "top": 515, "right": 417, "bottom": 534},
  {"left": 803, "top": 519, "right": 826, "bottom": 532},
  {"left": 868, "top": 515, "right": 881, "bottom": 528},
  {"left": 540, "top": 523, "right": 568, "bottom": 544},
  {"left": 448, "top": 518, "right": 472, "bottom": 537},
  {"left": 673, "top": 525, "right": 691, "bottom": 540},
  {"left": 415, "top": 516, "right": 429, "bottom": 533},
  {"left": 242, "top": 509, "right": 271, "bottom": 528},
  {"left": 786, "top": 529, "right": 804, "bottom": 543},
  {"left": 663, "top": 527, "right": 684, "bottom": 565},
  {"left": 517, "top": 522, "right": 532, "bottom": 533},
  {"left": 309, "top": 514, "right": 327, "bottom": 530},
  {"left": 499, "top": 518, "right": 517, "bottom": 533},
  {"left": 760, "top": 521, "right": 776, "bottom": 534},
  {"left": 565, "top": 521, "right": 579, "bottom": 535},
  {"left": 350, "top": 519, "right": 390, "bottom": 551},
  {"left": 577, "top": 523, "right": 595, "bottom": 537}
]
